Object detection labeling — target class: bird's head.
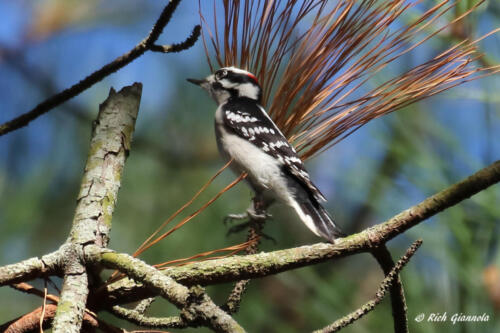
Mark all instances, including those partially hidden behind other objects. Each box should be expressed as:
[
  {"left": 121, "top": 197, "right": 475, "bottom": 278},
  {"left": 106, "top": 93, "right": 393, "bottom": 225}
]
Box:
[{"left": 187, "top": 67, "right": 261, "bottom": 105}]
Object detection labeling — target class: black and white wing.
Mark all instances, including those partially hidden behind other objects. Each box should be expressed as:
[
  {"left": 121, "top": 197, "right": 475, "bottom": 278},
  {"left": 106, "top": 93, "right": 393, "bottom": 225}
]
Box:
[{"left": 221, "top": 99, "right": 326, "bottom": 202}]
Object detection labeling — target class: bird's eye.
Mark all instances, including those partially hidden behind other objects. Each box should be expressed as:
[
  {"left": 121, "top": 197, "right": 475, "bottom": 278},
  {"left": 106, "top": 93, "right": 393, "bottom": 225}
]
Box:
[{"left": 216, "top": 69, "right": 228, "bottom": 80}]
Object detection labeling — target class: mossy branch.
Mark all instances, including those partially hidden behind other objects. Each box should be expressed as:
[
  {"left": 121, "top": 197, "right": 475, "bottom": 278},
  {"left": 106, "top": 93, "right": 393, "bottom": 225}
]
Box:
[
  {"left": 86, "top": 247, "right": 245, "bottom": 333},
  {"left": 315, "top": 240, "right": 423, "bottom": 333},
  {"left": 100, "top": 160, "right": 500, "bottom": 306}
]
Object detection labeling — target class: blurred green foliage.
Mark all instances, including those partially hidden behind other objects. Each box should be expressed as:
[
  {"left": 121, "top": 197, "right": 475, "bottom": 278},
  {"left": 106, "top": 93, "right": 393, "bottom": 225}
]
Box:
[{"left": 0, "top": 0, "right": 499, "bottom": 332}]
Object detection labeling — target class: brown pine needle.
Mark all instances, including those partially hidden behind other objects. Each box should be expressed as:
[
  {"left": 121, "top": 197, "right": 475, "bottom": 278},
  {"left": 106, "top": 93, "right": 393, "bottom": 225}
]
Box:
[
  {"left": 123, "top": 0, "right": 496, "bottom": 283},
  {"left": 133, "top": 159, "right": 234, "bottom": 258},
  {"left": 136, "top": 172, "right": 246, "bottom": 254},
  {"left": 200, "top": 0, "right": 498, "bottom": 160},
  {"left": 11, "top": 282, "right": 60, "bottom": 304},
  {"left": 40, "top": 284, "right": 47, "bottom": 333},
  {"left": 108, "top": 160, "right": 233, "bottom": 283},
  {"left": 155, "top": 237, "right": 259, "bottom": 268},
  {"left": 10, "top": 282, "right": 99, "bottom": 326},
  {"left": 106, "top": 172, "right": 247, "bottom": 285}
]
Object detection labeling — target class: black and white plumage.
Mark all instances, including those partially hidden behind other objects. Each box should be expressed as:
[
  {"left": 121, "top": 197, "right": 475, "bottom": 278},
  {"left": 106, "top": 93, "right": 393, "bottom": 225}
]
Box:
[{"left": 187, "top": 66, "right": 342, "bottom": 242}]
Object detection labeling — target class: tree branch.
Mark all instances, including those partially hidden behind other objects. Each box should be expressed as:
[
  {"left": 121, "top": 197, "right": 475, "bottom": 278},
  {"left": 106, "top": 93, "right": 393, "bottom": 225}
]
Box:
[
  {"left": 67, "top": 84, "right": 142, "bottom": 246},
  {"left": 100, "top": 160, "right": 500, "bottom": 306},
  {"left": 0, "top": 249, "right": 61, "bottom": 286},
  {"left": 86, "top": 246, "right": 245, "bottom": 333},
  {"left": 222, "top": 199, "right": 267, "bottom": 314},
  {"left": 111, "top": 305, "right": 187, "bottom": 329},
  {"left": 10, "top": 282, "right": 60, "bottom": 304},
  {"left": 150, "top": 25, "right": 202, "bottom": 53},
  {"left": 51, "top": 83, "right": 142, "bottom": 333},
  {"left": 371, "top": 246, "right": 408, "bottom": 333},
  {"left": 0, "top": 0, "right": 200, "bottom": 136},
  {"left": 0, "top": 304, "right": 101, "bottom": 333},
  {"left": 4, "top": 283, "right": 124, "bottom": 333},
  {"left": 314, "top": 240, "right": 423, "bottom": 333}
]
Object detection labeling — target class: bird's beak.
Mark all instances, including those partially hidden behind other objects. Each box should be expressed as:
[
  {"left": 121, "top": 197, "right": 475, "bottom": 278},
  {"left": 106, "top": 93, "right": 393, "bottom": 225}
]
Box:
[{"left": 186, "top": 78, "right": 206, "bottom": 86}]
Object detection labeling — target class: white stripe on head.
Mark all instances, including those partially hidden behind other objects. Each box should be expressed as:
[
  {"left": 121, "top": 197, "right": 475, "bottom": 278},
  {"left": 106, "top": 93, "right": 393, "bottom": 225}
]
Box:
[
  {"left": 218, "top": 77, "right": 260, "bottom": 100},
  {"left": 223, "top": 66, "right": 254, "bottom": 76}
]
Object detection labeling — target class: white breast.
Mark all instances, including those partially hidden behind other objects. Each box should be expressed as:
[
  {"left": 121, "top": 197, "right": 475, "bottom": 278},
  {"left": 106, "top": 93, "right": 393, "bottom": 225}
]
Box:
[{"left": 214, "top": 106, "right": 288, "bottom": 198}]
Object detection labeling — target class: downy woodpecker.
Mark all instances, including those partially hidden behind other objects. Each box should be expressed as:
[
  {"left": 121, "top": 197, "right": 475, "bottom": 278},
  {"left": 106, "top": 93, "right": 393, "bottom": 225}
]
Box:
[{"left": 187, "top": 67, "right": 342, "bottom": 242}]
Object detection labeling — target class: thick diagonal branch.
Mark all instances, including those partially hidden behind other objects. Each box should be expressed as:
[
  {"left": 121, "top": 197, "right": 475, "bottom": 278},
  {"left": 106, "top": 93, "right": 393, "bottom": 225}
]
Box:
[{"left": 101, "top": 160, "right": 500, "bottom": 305}]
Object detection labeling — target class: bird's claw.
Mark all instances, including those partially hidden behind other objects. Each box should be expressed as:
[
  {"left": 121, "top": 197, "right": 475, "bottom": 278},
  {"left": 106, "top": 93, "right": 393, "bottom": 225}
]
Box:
[
  {"left": 226, "top": 221, "right": 252, "bottom": 236},
  {"left": 224, "top": 213, "right": 249, "bottom": 225},
  {"left": 248, "top": 210, "right": 271, "bottom": 221},
  {"left": 225, "top": 221, "right": 276, "bottom": 244},
  {"left": 260, "top": 232, "right": 277, "bottom": 244},
  {"left": 224, "top": 208, "right": 274, "bottom": 242},
  {"left": 223, "top": 209, "right": 271, "bottom": 225}
]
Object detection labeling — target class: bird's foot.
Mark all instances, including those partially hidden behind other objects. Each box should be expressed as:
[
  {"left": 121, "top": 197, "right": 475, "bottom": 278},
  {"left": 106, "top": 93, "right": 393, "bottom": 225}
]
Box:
[
  {"left": 224, "top": 208, "right": 275, "bottom": 243},
  {"left": 225, "top": 221, "right": 276, "bottom": 244},
  {"left": 226, "top": 221, "right": 252, "bottom": 235},
  {"left": 224, "top": 208, "right": 271, "bottom": 225}
]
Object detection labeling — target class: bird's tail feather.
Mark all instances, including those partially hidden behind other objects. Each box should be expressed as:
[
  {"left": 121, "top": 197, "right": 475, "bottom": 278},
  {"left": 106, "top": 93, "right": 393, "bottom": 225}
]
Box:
[{"left": 292, "top": 200, "right": 343, "bottom": 243}]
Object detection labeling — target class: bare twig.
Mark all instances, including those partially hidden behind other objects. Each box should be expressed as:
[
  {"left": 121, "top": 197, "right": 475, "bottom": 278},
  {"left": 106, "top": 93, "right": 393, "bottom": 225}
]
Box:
[
  {"left": 7, "top": 283, "right": 124, "bottom": 333},
  {"left": 0, "top": 0, "right": 200, "bottom": 136},
  {"left": 0, "top": 304, "right": 100, "bottom": 333},
  {"left": 111, "top": 305, "right": 187, "bottom": 329},
  {"left": 0, "top": 250, "right": 61, "bottom": 286},
  {"left": 150, "top": 25, "right": 201, "bottom": 53},
  {"left": 134, "top": 297, "right": 156, "bottom": 314},
  {"left": 10, "top": 282, "right": 59, "bottom": 304},
  {"left": 371, "top": 246, "right": 408, "bottom": 333},
  {"left": 314, "top": 240, "right": 423, "bottom": 333}
]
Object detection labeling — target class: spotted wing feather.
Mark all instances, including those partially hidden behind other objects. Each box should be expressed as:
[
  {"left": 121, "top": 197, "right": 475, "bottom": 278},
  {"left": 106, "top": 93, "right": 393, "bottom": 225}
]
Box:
[{"left": 221, "top": 99, "right": 326, "bottom": 202}]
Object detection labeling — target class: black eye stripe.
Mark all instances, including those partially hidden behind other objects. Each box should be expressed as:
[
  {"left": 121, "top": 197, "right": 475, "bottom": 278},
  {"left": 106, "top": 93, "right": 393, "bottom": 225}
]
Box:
[
  {"left": 226, "top": 72, "right": 256, "bottom": 85},
  {"left": 215, "top": 69, "right": 227, "bottom": 80},
  {"left": 214, "top": 69, "right": 259, "bottom": 86}
]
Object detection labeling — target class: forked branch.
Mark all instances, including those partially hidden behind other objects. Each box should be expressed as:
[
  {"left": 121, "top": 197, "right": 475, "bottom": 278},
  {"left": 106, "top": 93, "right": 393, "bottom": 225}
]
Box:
[
  {"left": 0, "top": 0, "right": 200, "bottom": 137},
  {"left": 315, "top": 240, "right": 423, "bottom": 333}
]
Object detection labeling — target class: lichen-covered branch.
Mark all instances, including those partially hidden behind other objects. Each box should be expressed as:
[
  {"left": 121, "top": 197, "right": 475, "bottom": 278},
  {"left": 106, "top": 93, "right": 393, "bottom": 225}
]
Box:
[
  {"left": 101, "top": 160, "right": 500, "bottom": 306},
  {"left": 52, "top": 84, "right": 142, "bottom": 333},
  {"left": 85, "top": 246, "right": 245, "bottom": 333},
  {"left": 0, "top": 304, "right": 124, "bottom": 333},
  {"left": 314, "top": 240, "right": 423, "bottom": 333},
  {"left": 111, "top": 305, "right": 187, "bottom": 329},
  {"left": 371, "top": 246, "right": 408, "bottom": 333},
  {"left": 0, "top": 249, "right": 61, "bottom": 286},
  {"left": 68, "top": 84, "right": 142, "bottom": 246}
]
